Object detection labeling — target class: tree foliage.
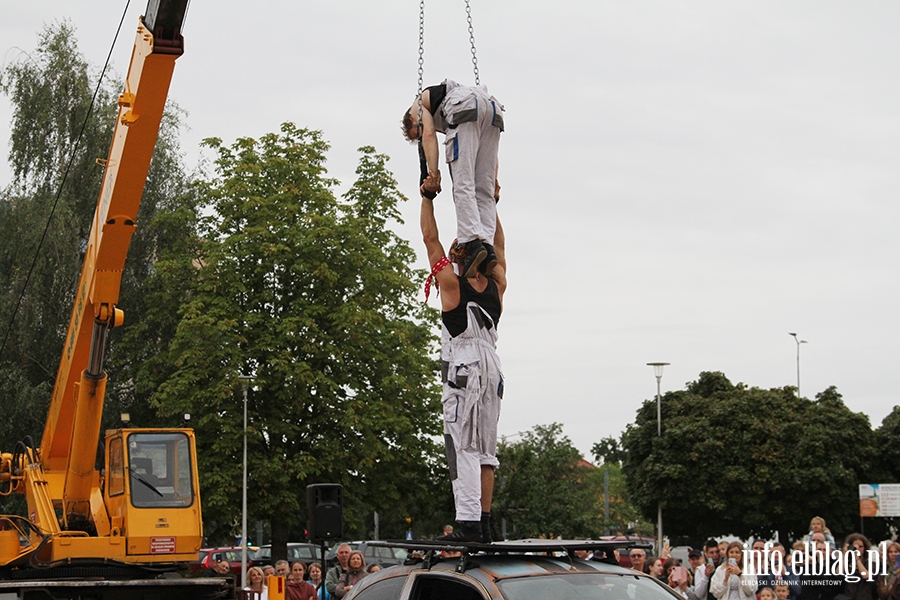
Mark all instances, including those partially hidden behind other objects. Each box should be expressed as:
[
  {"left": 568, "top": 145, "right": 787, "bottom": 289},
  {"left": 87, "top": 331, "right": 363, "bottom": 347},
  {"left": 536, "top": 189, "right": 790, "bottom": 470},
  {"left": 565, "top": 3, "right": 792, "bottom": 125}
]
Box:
[
  {"left": 620, "top": 371, "right": 876, "bottom": 542},
  {"left": 592, "top": 436, "right": 626, "bottom": 466},
  {"left": 492, "top": 423, "right": 603, "bottom": 538},
  {"left": 867, "top": 406, "right": 900, "bottom": 541},
  {"left": 134, "top": 124, "right": 446, "bottom": 551},
  {"left": 0, "top": 22, "right": 192, "bottom": 469}
]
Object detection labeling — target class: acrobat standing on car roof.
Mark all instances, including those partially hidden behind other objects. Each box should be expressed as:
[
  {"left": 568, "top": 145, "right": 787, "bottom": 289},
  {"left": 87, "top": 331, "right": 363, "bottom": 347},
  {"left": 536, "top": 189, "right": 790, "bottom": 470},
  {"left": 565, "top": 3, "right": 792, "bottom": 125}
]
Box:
[
  {"left": 403, "top": 79, "right": 505, "bottom": 279},
  {"left": 419, "top": 186, "right": 506, "bottom": 543}
]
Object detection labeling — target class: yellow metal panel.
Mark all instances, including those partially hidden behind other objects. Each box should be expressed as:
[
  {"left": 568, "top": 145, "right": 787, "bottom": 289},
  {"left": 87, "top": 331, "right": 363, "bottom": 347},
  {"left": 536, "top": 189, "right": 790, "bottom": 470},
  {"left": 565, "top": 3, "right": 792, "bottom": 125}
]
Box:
[{"left": 91, "top": 481, "right": 111, "bottom": 537}]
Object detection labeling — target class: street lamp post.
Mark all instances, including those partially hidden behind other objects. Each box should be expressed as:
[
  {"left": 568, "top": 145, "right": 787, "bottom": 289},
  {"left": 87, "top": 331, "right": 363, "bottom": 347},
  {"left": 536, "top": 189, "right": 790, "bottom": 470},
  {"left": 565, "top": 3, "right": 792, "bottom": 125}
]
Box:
[
  {"left": 237, "top": 375, "right": 255, "bottom": 589},
  {"left": 788, "top": 333, "right": 807, "bottom": 398},
  {"left": 647, "top": 362, "right": 669, "bottom": 558}
]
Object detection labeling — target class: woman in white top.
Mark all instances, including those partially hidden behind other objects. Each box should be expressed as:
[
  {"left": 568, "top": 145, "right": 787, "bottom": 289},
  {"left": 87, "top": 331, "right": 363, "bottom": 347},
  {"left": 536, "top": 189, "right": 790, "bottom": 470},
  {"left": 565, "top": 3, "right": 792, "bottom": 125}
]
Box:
[
  {"left": 711, "top": 542, "right": 757, "bottom": 600},
  {"left": 245, "top": 566, "right": 268, "bottom": 600}
]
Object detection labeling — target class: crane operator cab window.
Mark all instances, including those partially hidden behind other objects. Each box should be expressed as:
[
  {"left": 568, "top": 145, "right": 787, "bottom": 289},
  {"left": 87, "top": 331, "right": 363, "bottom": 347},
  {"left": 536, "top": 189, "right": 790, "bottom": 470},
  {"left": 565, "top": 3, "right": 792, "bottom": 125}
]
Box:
[{"left": 126, "top": 433, "right": 194, "bottom": 508}]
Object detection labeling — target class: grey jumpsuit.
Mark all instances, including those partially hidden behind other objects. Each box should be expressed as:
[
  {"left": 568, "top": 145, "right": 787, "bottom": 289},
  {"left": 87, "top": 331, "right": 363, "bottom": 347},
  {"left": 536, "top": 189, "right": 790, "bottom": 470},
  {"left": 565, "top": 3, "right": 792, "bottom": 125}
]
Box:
[{"left": 441, "top": 277, "right": 503, "bottom": 523}]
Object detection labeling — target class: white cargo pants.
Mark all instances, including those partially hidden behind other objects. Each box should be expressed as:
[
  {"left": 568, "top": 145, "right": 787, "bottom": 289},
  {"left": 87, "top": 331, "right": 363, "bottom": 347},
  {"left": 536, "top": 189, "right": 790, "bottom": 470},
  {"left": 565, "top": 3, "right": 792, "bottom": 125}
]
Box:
[
  {"left": 441, "top": 85, "right": 504, "bottom": 245},
  {"left": 441, "top": 303, "right": 504, "bottom": 522}
]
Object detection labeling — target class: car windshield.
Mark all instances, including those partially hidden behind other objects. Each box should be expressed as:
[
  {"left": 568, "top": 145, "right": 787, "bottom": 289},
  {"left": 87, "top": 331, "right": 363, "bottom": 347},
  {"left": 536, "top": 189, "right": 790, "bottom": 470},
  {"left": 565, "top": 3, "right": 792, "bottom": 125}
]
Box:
[{"left": 497, "top": 572, "right": 679, "bottom": 600}]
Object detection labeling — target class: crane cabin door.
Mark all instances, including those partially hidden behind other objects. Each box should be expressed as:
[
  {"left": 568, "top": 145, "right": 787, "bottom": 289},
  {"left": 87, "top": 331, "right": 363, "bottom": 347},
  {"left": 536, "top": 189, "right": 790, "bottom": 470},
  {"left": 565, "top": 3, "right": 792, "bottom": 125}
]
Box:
[{"left": 105, "top": 429, "right": 203, "bottom": 562}]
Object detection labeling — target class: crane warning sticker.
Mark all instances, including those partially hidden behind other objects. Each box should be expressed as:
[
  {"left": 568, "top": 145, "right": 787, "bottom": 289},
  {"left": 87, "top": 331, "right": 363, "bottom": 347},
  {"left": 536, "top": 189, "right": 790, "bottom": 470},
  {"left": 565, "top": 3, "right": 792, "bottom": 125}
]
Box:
[{"left": 150, "top": 537, "right": 176, "bottom": 554}]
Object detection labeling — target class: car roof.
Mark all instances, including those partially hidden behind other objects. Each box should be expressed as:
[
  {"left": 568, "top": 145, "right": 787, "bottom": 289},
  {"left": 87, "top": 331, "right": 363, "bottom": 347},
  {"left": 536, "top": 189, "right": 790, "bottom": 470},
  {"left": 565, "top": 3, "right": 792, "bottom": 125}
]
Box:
[{"left": 347, "top": 540, "right": 665, "bottom": 600}]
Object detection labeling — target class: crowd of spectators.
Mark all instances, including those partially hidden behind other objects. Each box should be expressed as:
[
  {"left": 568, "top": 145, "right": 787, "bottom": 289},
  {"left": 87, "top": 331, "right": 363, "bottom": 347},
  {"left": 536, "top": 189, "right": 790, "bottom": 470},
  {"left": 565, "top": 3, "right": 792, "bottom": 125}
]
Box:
[
  {"left": 630, "top": 517, "right": 900, "bottom": 600},
  {"left": 235, "top": 543, "right": 383, "bottom": 600}
]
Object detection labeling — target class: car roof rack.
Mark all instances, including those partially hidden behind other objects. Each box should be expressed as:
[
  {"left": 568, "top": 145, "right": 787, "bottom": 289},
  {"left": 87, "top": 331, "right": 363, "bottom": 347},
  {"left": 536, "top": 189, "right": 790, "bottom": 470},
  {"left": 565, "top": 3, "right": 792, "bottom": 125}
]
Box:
[{"left": 369, "top": 539, "right": 651, "bottom": 574}]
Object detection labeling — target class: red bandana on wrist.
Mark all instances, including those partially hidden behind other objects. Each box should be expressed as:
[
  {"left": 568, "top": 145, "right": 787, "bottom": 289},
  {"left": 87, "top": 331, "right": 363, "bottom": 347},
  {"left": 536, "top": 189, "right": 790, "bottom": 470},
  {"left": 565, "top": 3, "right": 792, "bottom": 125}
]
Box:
[{"left": 425, "top": 256, "right": 451, "bottom": 303}]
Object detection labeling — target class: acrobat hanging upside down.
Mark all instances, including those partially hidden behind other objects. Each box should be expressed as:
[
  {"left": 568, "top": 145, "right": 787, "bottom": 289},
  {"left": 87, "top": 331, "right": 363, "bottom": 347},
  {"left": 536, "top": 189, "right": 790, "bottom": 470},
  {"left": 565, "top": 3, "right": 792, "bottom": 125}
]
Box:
[{"left": 403, "top": 79, "right": 504, "bottom": 279}]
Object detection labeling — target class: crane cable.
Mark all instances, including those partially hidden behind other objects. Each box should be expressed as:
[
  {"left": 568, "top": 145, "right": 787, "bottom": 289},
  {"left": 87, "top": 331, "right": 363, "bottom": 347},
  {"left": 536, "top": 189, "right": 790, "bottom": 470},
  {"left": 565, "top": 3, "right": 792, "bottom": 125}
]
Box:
[{"left": 0, "top": 1, "right": 132, "bottom": 360}]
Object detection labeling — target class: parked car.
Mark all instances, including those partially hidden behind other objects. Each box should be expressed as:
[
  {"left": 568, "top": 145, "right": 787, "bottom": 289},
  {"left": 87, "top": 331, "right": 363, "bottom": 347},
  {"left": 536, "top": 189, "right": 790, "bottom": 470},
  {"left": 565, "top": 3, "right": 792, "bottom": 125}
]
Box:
[
  {"left": 252, "top": 543, "right": 323, "bottom": 565},
  {"left": 200, "top": 546, "right": 257, "bottom": 576},
  {"left": 325, "top": 541, "right": 408, "bottom": 569},
  {"left": 343, "top": 539, "right": 682, "bottom": 600}
]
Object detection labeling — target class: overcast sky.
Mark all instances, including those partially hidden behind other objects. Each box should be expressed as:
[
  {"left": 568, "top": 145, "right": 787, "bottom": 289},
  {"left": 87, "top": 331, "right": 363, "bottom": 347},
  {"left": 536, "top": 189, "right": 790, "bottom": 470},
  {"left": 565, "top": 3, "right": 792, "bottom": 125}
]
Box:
[{"left": 3, "top": 1, "right": 899, "bottom": 460}]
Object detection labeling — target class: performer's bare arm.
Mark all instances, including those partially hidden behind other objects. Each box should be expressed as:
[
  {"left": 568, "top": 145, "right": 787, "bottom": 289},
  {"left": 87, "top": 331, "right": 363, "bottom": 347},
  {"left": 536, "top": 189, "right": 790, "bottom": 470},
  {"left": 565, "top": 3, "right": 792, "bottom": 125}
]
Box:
[
  {"left": 411, "top": 90, "right": 442, "bottom": 193},
  {"left": 420, "top": 197, "right": 459, "bottom": 311},
  {"left": 492, "top": 216, "right": 507, "bottom": 302}
]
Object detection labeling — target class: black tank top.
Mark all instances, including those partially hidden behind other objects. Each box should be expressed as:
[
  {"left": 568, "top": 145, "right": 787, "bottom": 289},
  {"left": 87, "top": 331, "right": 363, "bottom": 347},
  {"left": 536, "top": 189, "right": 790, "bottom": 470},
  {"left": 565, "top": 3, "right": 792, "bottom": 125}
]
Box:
[
  {"left": 426, "top": 84, "right": 447, "bottom": 116},
  {"left": 442, "top": 277, "right": 501, "bottom": 338}
]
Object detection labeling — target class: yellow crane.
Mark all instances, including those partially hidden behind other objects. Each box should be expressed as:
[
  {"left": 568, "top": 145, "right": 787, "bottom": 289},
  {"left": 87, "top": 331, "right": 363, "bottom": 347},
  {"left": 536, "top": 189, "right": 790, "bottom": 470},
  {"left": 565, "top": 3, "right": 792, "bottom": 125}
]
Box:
[{"left": 0, "top": 2, "right": 230, "bottom": 597}]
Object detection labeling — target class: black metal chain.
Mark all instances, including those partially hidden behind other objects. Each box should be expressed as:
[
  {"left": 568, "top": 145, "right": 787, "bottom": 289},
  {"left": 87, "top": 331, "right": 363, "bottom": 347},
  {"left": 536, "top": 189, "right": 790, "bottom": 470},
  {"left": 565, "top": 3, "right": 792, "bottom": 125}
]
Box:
[
  {"left": 416, "top": 0, "right": 426, "bottom": 137},
  {"left": 465, "top": 0, "right": 480, "bottom": 85}
]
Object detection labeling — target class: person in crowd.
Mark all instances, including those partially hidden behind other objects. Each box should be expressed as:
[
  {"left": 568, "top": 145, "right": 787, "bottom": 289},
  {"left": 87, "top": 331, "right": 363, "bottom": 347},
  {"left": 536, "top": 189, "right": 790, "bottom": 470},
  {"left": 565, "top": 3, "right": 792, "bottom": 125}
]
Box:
[
  {"left": 791, "top": 540, "right": 806, "bottom": 566},
  {"left": 748, "top": 540, "right": 767, "bottom": 576},
  {"left": 844, "top": 534, "right": 877, "bottom": 600},
  {"left": 710, "top": 541, "right": 757, "bottom": 600},
  {"left": 325, "top": 544, "right": 351, "bottom": 597},
  {"left": 632, "top": 549, "right": 651, "bottom": 573},
  {"left": 877, "top": 542, "right": 900, "bottom": 600},
  {"left": 574, "top": 542, "right": 609, "bottom": 563},
  {"left": 197, "top": 558, "right": 232, "bottom": 578},
  {"left": 630, "top": 548, "right": 649, "bottom": 574},
  {"left": 275, "top": 560, "right": 291, "bottom": 578},
  {"left": 799, "top": 532, "right": 843, "bottom": 600},
  {"left": 687, "top": 548, "right": 712, "bottom": 600},
  {"left": 287, "top": 561, "right": 317, "bottom": 600},
  {"left": 669, "top": 561, "right": 691, "bottom": 599},
  {"left": 290, "top": 561, "right": 309, "bottom": 583},
  {"left": 366, "top": 564, "right": 381, "bottom": 574},
  {"left": 775, "top": 583, "right": 791, "bottom": 600},
  {"left": 757, "top": 542, "right": 800, "bottom": 600},
  {"left": 308, "top": 563, "right": 330, "bottom": 600},
  {"left": 760, "top": 587, "right": 777, "bottom": 600},
  {"left": 804, "top": 517, "right": 836, "bottom": 546},
  {"left": 263, "top": 565, "right": 276, "bottom": 577},
  {"left": 291, "top": 560, "right": 306, "bottom": 581},
  {"left": 246, "top": 566, "right": 268, "bottom": 600},
  {"left": 705, "top": 539, "right": 722, "bottom": 600},
  {"left": 662, "top": 558, "right": 680, "bottom": 583},
  {"left": 334, "top": 551, "right": 367, "bottom": 598},
  {"left": 649, "top": 558, "right": 665, "bottom": 579},
  {"left": 718, "top": 542, "right": 729, "bottom": 560}
]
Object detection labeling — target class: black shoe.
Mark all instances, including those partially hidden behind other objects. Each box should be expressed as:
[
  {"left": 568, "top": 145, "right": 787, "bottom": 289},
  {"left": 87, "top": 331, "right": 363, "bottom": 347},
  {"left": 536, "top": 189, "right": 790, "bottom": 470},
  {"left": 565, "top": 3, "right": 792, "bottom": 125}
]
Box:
[
  {"left": 481, "top": 515, "right": 493, "bottom": 544},
  {"left": 478, "top": 243, "right": 497, "bottom": 277},
  {"left": 437, "top": 521, "right": 482, "bottom": 543},
  {"left": 462, "top": 240, "right": 487, "bottom": 278}
]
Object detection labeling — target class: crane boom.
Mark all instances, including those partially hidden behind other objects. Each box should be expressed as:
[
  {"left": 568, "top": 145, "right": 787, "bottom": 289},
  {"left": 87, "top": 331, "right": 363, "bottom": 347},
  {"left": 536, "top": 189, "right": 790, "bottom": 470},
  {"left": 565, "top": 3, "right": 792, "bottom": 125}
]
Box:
[
  {"left": 0, "top": 6, "right": 222, "bottom": 597},
  {"left": 42, "top": 2, "right": 186, "bottom": 477}
]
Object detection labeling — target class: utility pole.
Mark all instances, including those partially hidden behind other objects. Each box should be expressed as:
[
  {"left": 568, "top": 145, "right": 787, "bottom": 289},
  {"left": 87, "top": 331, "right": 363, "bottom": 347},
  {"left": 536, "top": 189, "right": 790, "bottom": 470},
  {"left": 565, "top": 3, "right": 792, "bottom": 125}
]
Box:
[
  {"left": 788, "top": 333, "right": 807, "bottom": 397},
  {"left": 647, "top": 362, "right": 669, "bottom": 558}
]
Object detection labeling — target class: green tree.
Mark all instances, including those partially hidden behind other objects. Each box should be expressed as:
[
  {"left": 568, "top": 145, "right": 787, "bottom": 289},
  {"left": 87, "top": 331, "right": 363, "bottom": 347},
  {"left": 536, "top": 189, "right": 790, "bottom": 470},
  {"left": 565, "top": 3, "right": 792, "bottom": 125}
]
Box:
[
  {"left": 0, "top": 21, "right": 192, "bottom": 466},
  {"left": 621, "top": 371, "right": 876, "bottom": 541},
  {"left": 141, "top": 124, "right": 446, "bottom": 552},
  {"left": 591, "top": 443, "right": 652, "bottom": 536},
  {"left": 866, "top": 406, "right": 900, "bottom": 541},
  {"left": 0, "top": 22, "right": 117, "bottom": 410},
  {"left": 494, "top": 423, "right": 603, "bottom": 538},
  {"left": 592, "top": 436, "right": 626, "bottom": 466}
]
